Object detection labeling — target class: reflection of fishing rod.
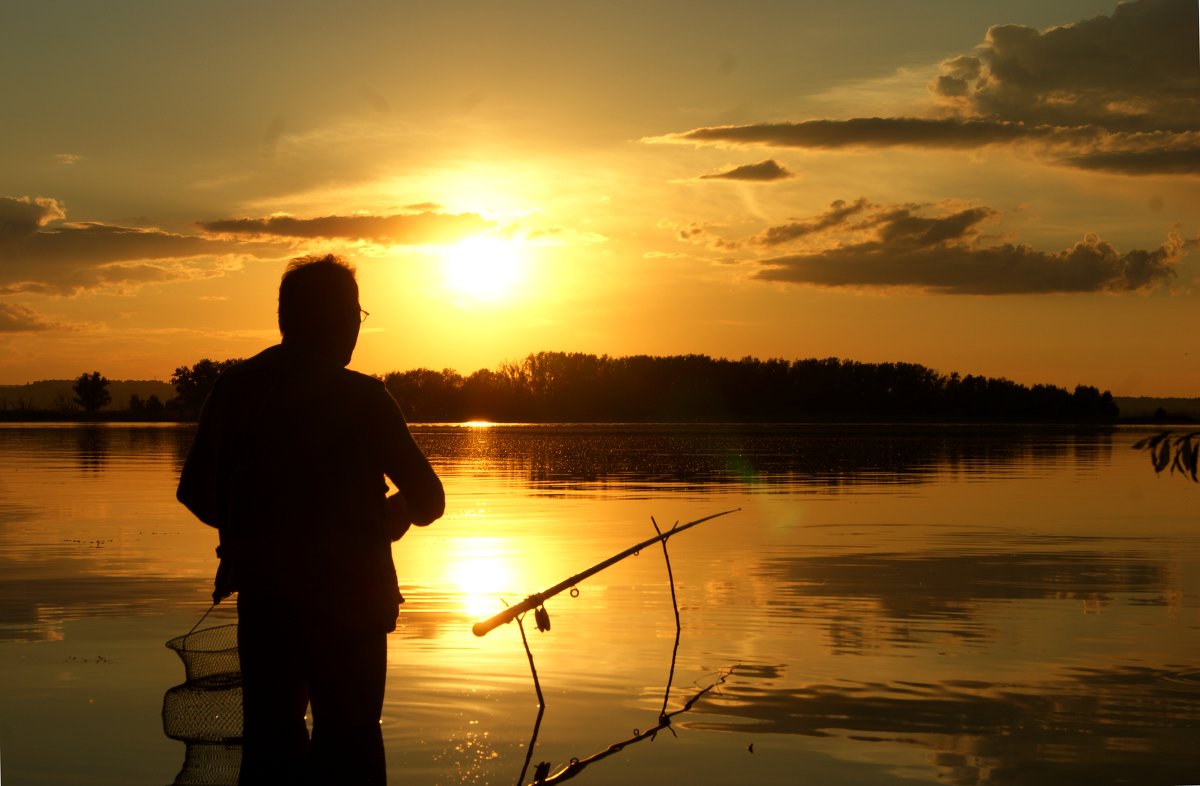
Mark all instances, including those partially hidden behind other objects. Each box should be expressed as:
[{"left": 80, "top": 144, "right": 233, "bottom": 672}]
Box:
[{"left": 472, "top": 508, "right": 739, "bottom": 637}]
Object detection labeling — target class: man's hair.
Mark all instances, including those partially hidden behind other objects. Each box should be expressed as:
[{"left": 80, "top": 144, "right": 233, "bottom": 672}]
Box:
[{"left": 278, "top": 254, "right": 359, "bottom": 344}]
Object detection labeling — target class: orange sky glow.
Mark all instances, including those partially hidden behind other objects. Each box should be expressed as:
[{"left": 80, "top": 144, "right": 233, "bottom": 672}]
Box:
[{"left": 1, "top": 0, "right": 1197, "bottom": 396}]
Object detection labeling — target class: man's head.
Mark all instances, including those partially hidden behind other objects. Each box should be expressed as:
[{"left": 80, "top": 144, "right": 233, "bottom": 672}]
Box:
[{"left": 278, "top": 254, "right": 361, "bottom": 366}]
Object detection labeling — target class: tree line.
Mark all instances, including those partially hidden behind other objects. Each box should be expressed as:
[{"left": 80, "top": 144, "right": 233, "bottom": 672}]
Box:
[
  {"left": 380, "top": 351, "right": 1119, "bottom": 423},
  {"left": 6, "top": 353, "right": 1121, "bottom": 424}
]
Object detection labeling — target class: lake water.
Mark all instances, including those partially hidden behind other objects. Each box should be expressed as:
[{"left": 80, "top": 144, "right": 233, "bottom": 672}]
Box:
[{"left": 0, "top": 423, "right": 1197, "bottom": 785}]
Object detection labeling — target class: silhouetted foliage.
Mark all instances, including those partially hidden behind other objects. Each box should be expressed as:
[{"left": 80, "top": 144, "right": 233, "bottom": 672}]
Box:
[
  {"left": 72, "top": 371, "right": 111, "bottom": 413},
  {"left": 1133, "top": 431, "right": 1199, "bottom": 482},
  {"left": 383, "top": 352, "right": 1121, "bottom": 424},
  {"left": 171, "top": 359, "right": 242, "bottom": 418},
  {"left": 128, "top": 393, "right": 165, "bottom": 414}
]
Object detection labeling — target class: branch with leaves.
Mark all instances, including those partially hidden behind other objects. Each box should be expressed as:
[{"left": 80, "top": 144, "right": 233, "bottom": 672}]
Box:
[{"left": 1133, "top": 431, "right": 1199, "bottom": 482}]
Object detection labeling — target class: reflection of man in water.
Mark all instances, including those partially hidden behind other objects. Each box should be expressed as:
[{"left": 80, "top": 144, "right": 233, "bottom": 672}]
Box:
[{"left": 177, "top": 254, "right": 445, "bottom": 785}]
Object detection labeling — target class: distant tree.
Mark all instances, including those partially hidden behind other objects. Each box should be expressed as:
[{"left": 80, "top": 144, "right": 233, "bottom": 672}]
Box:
[
  {"left": 383, "top": 368, "right": 465, "bottom": 421},
  {"left": 171, "top": 358, "right": 241, "bottom": 418},
  {"left": 72, "top": 371, "right": 111, "bottom": 413},
  {"left": 53, "top": 391, "right": 79, "bottom": 413},
  {"left": 145, "top": 394, "right": 164, "bottom": 412},
  {"left": 128, "top": 393, "right": 145, "bottom": 413}
]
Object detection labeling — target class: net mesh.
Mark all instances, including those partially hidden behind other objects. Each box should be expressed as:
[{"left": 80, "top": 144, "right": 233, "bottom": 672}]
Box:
[
  {"left": 163, "top": 622, "right": 244, "bottom": 784},
  {"left": 170, "top": 742, "right": 243, "bottom": 786},
  {"left": 162, "top": 682, "right": 244, "bottom": 743},
  {"left": 166, "top": 623, "right": 241, "bottom": 685}
]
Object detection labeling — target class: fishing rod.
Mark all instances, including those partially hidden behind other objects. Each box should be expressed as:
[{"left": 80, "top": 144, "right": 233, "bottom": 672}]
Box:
[{"left": 472, "top": 508, "right": 739, "bottom": 637}]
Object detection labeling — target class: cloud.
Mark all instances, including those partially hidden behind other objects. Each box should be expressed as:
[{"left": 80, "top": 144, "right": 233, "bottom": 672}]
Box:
[
  {"left": 699, "top": 159, "right": 793, "bottom": 181},
  {"left": 649, "top": 0, "right": 1199, "bottom": 176},
  {"left": 665, "top": 198, "right": 872, "bottom": 251},
  {"left": 749, "top": 201, "right": 1185, "bottom": 294},
  {"left": 0, "top": 195, "right": 277, "bottom": 295},
  {"left": 928, "top": 0, "right": 1200, "bottom": 133},
  {"left": 198, "top": 210, "right": 491, "bottom": 243},
  {"left": 655, "top": 119, "right": 1199, "bottom": 176},
  {"left": 751, "top": 198, "right": 870, "bottom": 246},
  {"left": 0, "top": 302, "right": 59, "bottom": 332},
  {"left": 1059, "top": 146, "right": 1200, "bottom": 175},
  {"left": 0, "top": 196, "right": 67, "bottom": 236},
  {"left": 663, "top": 219, "right": 739, "bottom": 251},
  {"left": 663, "top": 118, "right": 1053, "bottom": 150}
]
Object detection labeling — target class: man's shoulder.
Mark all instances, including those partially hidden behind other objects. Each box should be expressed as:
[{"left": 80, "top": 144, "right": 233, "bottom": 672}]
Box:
[
  {"left": 223, "top": 346, "right": 280, "bottom": 373},
  {"left": 210, "top": 346, "right": 281, "bottom": 387},
  {"left": 338, "top": 368, "right": 388, "bottom": 397}
]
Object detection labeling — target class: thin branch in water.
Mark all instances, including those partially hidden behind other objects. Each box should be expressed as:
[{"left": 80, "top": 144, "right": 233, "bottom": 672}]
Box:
[
  {"left": 527, "top": 670, "right": 732, "bottom": 786},
  {"left": 516, "top": 612, "right": 545, "bottom": 709},
  {"left": 652, "top": 517, "right": 682, "bottom": 721},
  {"left": 515, "top": 612, "right": 547, "bottom": 786}
]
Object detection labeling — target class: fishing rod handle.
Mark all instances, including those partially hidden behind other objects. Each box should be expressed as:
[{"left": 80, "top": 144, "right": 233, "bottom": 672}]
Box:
[{"left": 472, "top": 593, "right": 544, "bottom": 637}]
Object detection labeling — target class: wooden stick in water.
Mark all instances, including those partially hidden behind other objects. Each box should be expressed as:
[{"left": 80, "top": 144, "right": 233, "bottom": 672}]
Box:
[{"left": 471, "top": 508, "right": 739, "bottom": 637}]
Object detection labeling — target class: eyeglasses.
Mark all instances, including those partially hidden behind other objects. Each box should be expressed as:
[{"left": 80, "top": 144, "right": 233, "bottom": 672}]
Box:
[{"left": 359, "top": 308, "right": 370, "bottom": 324}]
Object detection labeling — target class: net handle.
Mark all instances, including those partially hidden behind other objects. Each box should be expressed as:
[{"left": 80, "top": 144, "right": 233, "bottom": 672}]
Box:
[{"left": 180, "top": 601, "right": 221, "bottom": 652}]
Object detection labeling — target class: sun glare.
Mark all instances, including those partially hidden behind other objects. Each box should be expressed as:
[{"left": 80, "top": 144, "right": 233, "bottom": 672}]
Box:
[
  {"left": 441, "top": 236, "right": 527, "bottom": 303},
  {"left": 449, "top": 540, "right": 516, "bottom": 619}
]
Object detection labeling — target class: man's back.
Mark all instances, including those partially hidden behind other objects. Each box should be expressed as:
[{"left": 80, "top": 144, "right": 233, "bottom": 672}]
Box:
[
  {"left": 176, "top": 254, "right": 444, "bottom": 785},
  {"left": 179, "top": 343, "right": 424, "bottom": 630}
]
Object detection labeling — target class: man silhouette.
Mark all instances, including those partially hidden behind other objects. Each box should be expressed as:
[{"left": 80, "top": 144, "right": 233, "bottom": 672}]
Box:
[{"left": 178, "top": 254, "right": 445, "bottom": 785}]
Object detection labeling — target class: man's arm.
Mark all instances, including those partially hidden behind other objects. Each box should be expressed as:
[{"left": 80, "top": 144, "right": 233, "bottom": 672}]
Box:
[
  {"left": 177, "top": 395, "right": 221, "bottom": 528},
  {"left": 376, "top": 389, "right": 445, "bottom": 527}
]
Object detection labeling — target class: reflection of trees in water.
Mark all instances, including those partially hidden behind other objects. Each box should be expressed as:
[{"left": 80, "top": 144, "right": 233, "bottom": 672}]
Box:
[
  {"left": 691, "top": 665, "right": 1200, "bottom": 786},
  {"left": 0, "top": 575, "right": 197, "bottom": 642},
  {"left": 413, "top": 425, "right": 1116, "bottom": 493},
  {"left": 0, "top": 424, "right": 193, "bottom": 474},
  {"left": 2, "top": 423, "right": 1119, "bottom": 490},
  {"left": 723, "top": 547, "right": 1195, "bottom": 783},
  {"left": 756, "top": 549, "right": 1170, "bottom": 651},
  {"left": 75, "top": 425, "right": 109, "bottom": 473}
]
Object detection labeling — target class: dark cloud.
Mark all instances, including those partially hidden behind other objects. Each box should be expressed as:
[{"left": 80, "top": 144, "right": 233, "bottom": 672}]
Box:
[
  {"left": 0, "top": 196, "right": 66, "bottom": 236},
  {"left": 0, "top": 195, "right": 276, "bottom": 295},
  {"left": 929, "top": 0, "right": 1200, "bottom": 133},
  {"left": 1060, "top": 146, "right": 1200, "bottom": 175},
  {"left": 869, "top": 205, "right": 998, "bottom": 246},
  {"left": 0, "top": 302, "right": 58, "bottom": 332},
  {"left": 752, "top": 198, "right": 870, "bottom": 246},
  {"left": 752, "top": 202, "right": 1184, "bottom": 294},
  {"left": 651, "top": 1, "right": 1198, "bottom": 176},
  {"left": 659, "top": 119, "right": 1196, "bottom": 176},
  {"left": 699, "top": 159, "right": 793, "bottom": 181},
  {"left": 198, "top": 211, "right": 491, "bottom": 243},
  {"left": 669, "top": 117, "right": 1056, "bottom": 150}
]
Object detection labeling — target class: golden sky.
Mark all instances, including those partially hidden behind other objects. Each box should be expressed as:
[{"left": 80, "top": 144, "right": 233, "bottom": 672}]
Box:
[{"left": 1, "top": 0, "right": 1197, "bottom": 396}]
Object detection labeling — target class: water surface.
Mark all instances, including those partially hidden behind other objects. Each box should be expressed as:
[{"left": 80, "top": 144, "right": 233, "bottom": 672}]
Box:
[{"left": 0, "top": 423, "right": 1196, "bottom": 785}]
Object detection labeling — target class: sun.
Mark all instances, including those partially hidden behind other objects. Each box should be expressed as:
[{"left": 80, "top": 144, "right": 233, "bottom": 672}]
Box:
[{"left": 441, "top": 236, "right": 527, "bottom": 303}]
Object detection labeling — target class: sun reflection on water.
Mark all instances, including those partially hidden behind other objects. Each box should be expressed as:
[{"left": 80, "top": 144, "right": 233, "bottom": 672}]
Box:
[{"left": 446, "top": 537, "right": 518, "bottom": 620}]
